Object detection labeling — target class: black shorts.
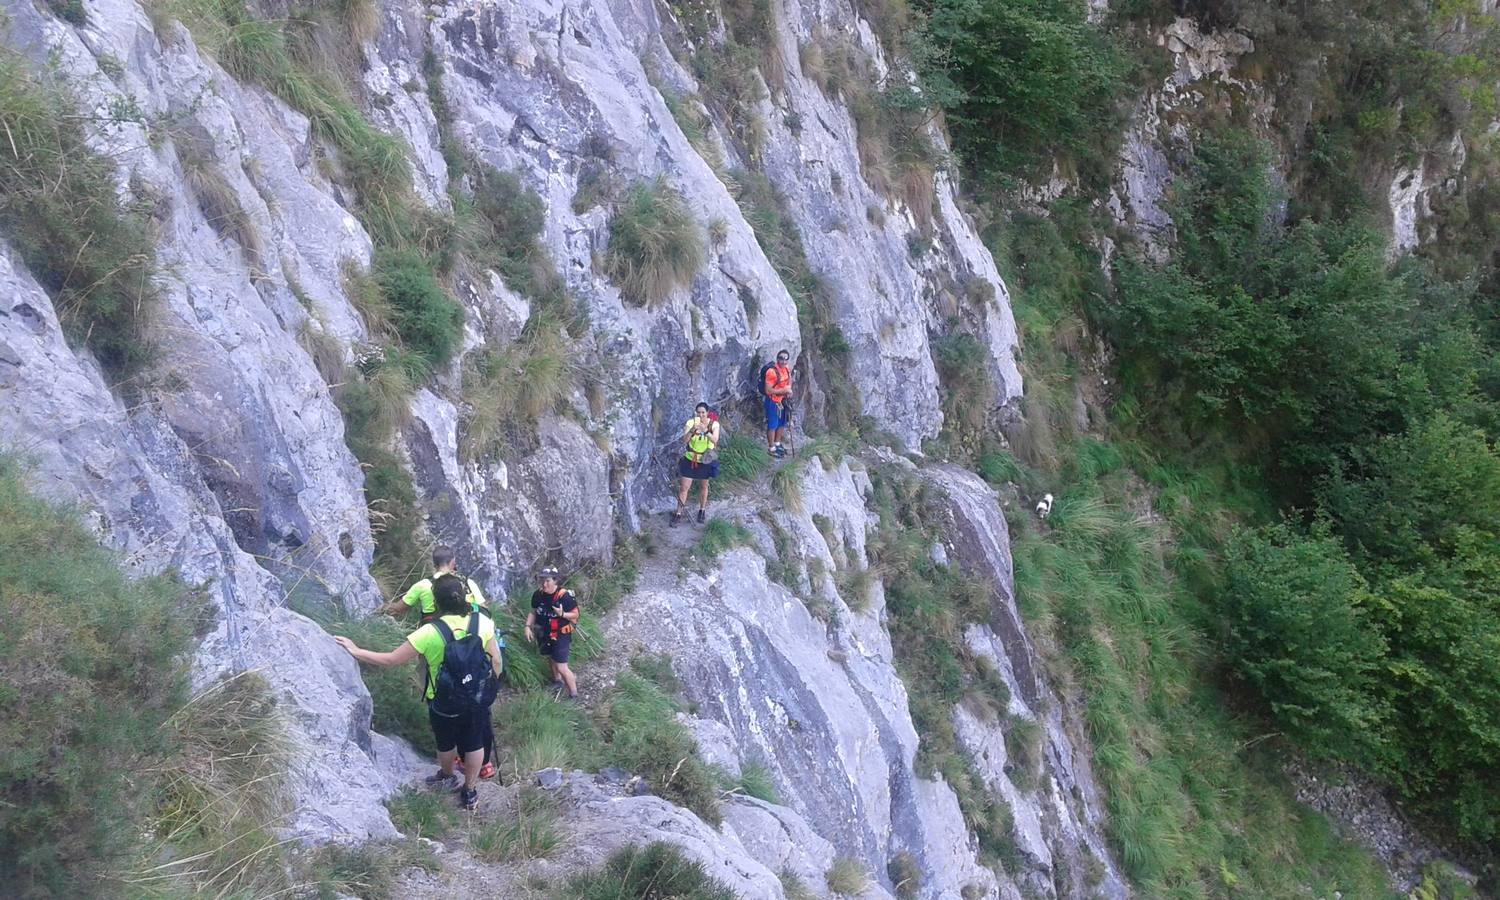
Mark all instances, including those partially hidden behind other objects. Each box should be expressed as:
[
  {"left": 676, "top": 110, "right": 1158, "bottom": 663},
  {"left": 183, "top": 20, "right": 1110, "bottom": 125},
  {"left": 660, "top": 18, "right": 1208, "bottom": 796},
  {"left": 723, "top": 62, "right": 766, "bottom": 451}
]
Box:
[
  {"left": 428, "top": 705, "right": 489, "bottom": 755},
  {"left": 678, "top": 456, "right": 718, "bottom": 480},
  {"left": 539, "top": 633, "right": 572, "bottom": 663}
]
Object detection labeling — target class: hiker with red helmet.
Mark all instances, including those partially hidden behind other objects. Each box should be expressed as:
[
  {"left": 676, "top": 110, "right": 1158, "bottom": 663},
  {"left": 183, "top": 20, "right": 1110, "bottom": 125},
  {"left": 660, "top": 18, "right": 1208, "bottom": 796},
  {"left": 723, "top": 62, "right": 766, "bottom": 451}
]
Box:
[
  {"left": 524, "top": 566, "right": 581, "bottom": 701},
  {"left": 672, "top": 401, "right": 721, "bottom": 527}
]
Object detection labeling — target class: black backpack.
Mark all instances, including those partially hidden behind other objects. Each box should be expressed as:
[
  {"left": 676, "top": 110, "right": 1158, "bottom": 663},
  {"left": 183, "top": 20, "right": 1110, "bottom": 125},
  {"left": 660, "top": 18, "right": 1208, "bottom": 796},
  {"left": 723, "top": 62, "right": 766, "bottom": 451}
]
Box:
[
  {"left": 756, "top": 360, "right": 776, "bottom": 399},
  {"left": 429, "top": 612, "right": 499, "bottom": 717}
]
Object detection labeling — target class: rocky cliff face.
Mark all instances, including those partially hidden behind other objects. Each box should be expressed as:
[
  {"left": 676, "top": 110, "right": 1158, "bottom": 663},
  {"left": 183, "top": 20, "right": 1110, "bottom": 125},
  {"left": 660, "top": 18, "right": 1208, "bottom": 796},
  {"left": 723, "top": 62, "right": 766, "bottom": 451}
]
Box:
[
  {"left": 0, "top": 0, "right": 1068, "bottom": 891},
  {"left": 608, "top": 458, "right": 1126, "bottom": 898}
]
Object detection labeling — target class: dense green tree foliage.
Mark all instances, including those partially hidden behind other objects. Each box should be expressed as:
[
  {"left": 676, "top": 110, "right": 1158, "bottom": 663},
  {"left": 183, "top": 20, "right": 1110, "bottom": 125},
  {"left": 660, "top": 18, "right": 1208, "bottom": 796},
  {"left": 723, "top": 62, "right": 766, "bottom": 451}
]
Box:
[
  {"left": 912, "top": 0, "right": 1132, "bottom": 180},
  {"left": 1103, "top": 127, "right": 1500, "bottom": 852},
  {"left": 1221, "top": 523, "right": 1388, "bottom": 761}
]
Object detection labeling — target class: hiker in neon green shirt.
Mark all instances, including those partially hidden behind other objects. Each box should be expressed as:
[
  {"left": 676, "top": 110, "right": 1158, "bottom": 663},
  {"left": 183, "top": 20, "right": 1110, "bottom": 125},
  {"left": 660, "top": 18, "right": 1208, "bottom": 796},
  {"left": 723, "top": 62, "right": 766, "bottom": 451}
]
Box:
[
  {"left": 375, "top": 545, "right": 499, "bottom": 779},
  {"left": 337, "top": 574, "right": 501, "bottom": 811},
  {"left": 377, "top": 546, "right": 488, "bottom": 621}
]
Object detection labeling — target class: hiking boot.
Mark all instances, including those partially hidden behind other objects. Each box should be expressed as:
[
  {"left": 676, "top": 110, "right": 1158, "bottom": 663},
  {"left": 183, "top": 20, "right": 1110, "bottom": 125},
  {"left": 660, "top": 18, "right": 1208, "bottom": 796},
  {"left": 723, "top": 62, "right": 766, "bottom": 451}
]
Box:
[
  {"left": 774, "top": 446, "right": 787, "bottom": 458},
  {"left": 459, "top": 787, "right": 479, "bottom": 811},
  {"left": 479, "top": 761, "right": 496, "bottom": 780},
  {"left": 424, "top": 770, "right": 459, "bottom": 791},
  {"left": 670, "top": 509, "right": 683, "bottom": 528},
  {"left": 696, "top": 508, "right": 706, "bottom": 524}
]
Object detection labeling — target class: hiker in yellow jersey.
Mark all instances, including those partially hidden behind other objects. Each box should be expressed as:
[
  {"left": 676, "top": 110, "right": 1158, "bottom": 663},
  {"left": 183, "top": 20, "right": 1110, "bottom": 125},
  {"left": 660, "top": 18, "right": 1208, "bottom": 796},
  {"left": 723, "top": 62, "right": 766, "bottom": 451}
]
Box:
[
  {"left": 377, "top": 546, "right": 488, "bottom": 622},
  {"left": 671, "top": 402, "right": 720, "bottom": 527},
  {"left": 376, "top": 545, "right": 497, "bottom": 779},
  {"left": 337, "top": 575, "right": 501, "bottom": 811}
]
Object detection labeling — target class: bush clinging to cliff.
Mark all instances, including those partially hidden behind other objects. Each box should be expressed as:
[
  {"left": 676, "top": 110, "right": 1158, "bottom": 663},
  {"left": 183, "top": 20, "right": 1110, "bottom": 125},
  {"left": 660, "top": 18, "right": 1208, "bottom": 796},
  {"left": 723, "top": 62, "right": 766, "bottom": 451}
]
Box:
[
  {"left": 605, "top": 177, "right": 705, "bottom": 306},
  {"left": 0, "top": 51, "right": 160, "bottom": 382}
]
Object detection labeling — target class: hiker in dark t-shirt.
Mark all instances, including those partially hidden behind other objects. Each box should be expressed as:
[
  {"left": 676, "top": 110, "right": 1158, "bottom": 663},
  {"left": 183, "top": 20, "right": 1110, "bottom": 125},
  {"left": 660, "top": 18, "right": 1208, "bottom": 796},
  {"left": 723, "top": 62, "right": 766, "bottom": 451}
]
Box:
[{"left": 524, "top": 566, "right": 580, "bottom": 701}]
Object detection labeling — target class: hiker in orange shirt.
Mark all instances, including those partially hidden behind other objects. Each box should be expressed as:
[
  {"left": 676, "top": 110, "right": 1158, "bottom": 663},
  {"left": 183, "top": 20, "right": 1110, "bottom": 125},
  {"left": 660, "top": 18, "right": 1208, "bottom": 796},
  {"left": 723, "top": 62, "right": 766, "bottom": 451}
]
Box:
[{"left": 761, "top": 350, "right": 792, "bottom": 458}]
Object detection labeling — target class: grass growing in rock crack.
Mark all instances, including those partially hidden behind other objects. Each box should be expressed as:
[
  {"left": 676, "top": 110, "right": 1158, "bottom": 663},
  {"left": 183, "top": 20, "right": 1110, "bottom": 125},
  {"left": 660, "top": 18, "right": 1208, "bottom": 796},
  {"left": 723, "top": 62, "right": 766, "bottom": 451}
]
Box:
[
  {"left": 304, "top": 840, "right": 440, "bottom": 900},
  {"left": 770, "top": 458, "right": 807, "bottom": 514},
  {"left": 688, "top": 518, "right": 755, "bottom": 563},
  {"left": 562, "top": 842, "right": 735, "bottom": 900},
  {"left": 461, "top": 319, "right": 577, "bottom": 458},
  {"left": 1003, "top": 714, "right": 1043, "bottom": 794},
  {"left": 835, "top": 565, "right": 876, "bottom": 614},
  {"left": 605, "top": 177, "right": 705, "bottom": 306},
  {"left": 386, "top": 786, "right": 458, "bottom": 839},
  {"left": 716, "top": 433, "right": 772, "bottom": 485},
  {"left": 728, "top": 761, "right": 778, "bottom": 803},
  {"left": 601, "top": 674, "right": 722, "bottom": 824},
  {"left": 888, "top": 851, "right": 922, "bottom": 899},
  {"left": 941, "top": 753, "right": 1021, "bottom": 873},
  {"left": 779, "top": 868, "right": 817, "bottom": 900},
  {"left": 469, "top": 789, "right": 562, "bottom": 862},
  {"left": 867, "top": 465, "right": 994, "bottom": 778},
  {"left": 825, "top": 856, "right": 869, "bottom": 895},
  {"left": 179, "top": 136, "right": 264, "bottom": 265},
  {"left": 0, "top": 50, "right": 160, "bottom": 383}
]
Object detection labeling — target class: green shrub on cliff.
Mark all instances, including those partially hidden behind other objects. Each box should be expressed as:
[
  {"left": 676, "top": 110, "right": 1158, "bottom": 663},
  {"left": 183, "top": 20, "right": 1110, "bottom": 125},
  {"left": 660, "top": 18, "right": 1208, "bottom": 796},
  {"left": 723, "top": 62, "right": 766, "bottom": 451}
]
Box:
[
  {"left": 915, "top": 0, "right": 1132, "bottom": 181},
  {"left": 0, "top": 459, "right": 290, "bottom": 897},
  {"left": 0, "top": 51, "right": 159, "bottom": 382},
  {"left": 0, "top": 460, "right": 196, "bottom": 892},
  {"left": 606, "top": 178, "right": 705, "bottom": 306}
]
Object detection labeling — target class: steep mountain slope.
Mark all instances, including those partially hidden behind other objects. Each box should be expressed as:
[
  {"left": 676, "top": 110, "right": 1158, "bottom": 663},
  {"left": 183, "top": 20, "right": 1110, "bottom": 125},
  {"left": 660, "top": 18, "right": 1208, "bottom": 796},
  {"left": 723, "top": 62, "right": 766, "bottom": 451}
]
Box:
[{"left": 2, "top": 0, "right": 1494, "bottom": 896}]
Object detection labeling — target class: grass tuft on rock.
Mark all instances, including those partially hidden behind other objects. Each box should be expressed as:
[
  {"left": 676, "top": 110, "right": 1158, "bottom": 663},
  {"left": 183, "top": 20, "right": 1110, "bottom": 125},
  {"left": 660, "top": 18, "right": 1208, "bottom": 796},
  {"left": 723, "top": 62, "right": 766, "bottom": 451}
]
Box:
[
  {"left": 386, "top": 785, "right": 459, "bottom": 839},
  {"left": 825, "top": 856, "right": 869, "bottom": 895},
  {"left": 691, "top": 518, "right": 755, "bottom": 561},
  {"left": 716, "top": 433, "right": 772, "bottom": 485},
  {"left": 371, "top": 247, "right": 465, "bottom": 370},
  {"left": 562, "top": 842, "right": 735, "bottom": 900},
  {"left": 0, "top": 50, "right": 160, "bottom": 383},
  {"left": 605, "top": 177, "right": 705, "bottom": 306},
  {"left": 469, "top": 789, "right": 562, "bottom": 862},
  {"left": 731, "top": 761, "right": 779, "bottom": 803},
  {"left": 601, "top": 674, "right": 722, "bottom": 824},
  {"left": 304, "top": 840, "right": 440, "bottom": 900}
]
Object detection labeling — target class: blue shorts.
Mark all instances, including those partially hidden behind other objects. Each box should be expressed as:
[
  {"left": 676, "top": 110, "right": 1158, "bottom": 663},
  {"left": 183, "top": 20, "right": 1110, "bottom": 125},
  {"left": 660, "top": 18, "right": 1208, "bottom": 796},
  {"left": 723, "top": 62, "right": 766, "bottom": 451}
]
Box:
[{"left": 764, "top": 397, "right": 786, "bottom": 430}]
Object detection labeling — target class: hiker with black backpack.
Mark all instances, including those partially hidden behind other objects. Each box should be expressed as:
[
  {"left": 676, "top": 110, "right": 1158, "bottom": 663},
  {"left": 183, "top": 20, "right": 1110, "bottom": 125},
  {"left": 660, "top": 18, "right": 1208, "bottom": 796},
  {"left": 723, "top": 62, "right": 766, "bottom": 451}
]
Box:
[
  {"left": 336, "top": 574, "right": 502, "bottom": 811},
  {"left": 375, "top": 546, "right": 499, "bottom": 780},
  {"left": 672, "top": 401, "right": 721, "bottom": 527},
  {"left": 524, "top": 566, "right": 580, "bottom": 701},
  {"left": 376, "top": 546, "right": 488, "bottom": 623},
  {"left": 760, "top": 350, "right": 792, "bottom": 458}
]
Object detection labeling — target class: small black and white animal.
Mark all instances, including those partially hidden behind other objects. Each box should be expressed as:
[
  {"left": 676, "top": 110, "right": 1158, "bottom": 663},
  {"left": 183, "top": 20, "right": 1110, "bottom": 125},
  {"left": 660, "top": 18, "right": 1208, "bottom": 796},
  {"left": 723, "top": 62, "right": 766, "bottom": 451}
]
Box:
[{"left": 1035, "top": 493, "right": 1054, "bottom": 519}]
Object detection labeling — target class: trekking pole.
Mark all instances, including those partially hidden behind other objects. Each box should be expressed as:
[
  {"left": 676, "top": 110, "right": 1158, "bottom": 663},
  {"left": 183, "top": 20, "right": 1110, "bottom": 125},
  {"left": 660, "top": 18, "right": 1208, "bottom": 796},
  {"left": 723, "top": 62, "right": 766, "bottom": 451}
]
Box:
[{"left": 785, "top": 396, "right": 796, "bottom": 457}]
